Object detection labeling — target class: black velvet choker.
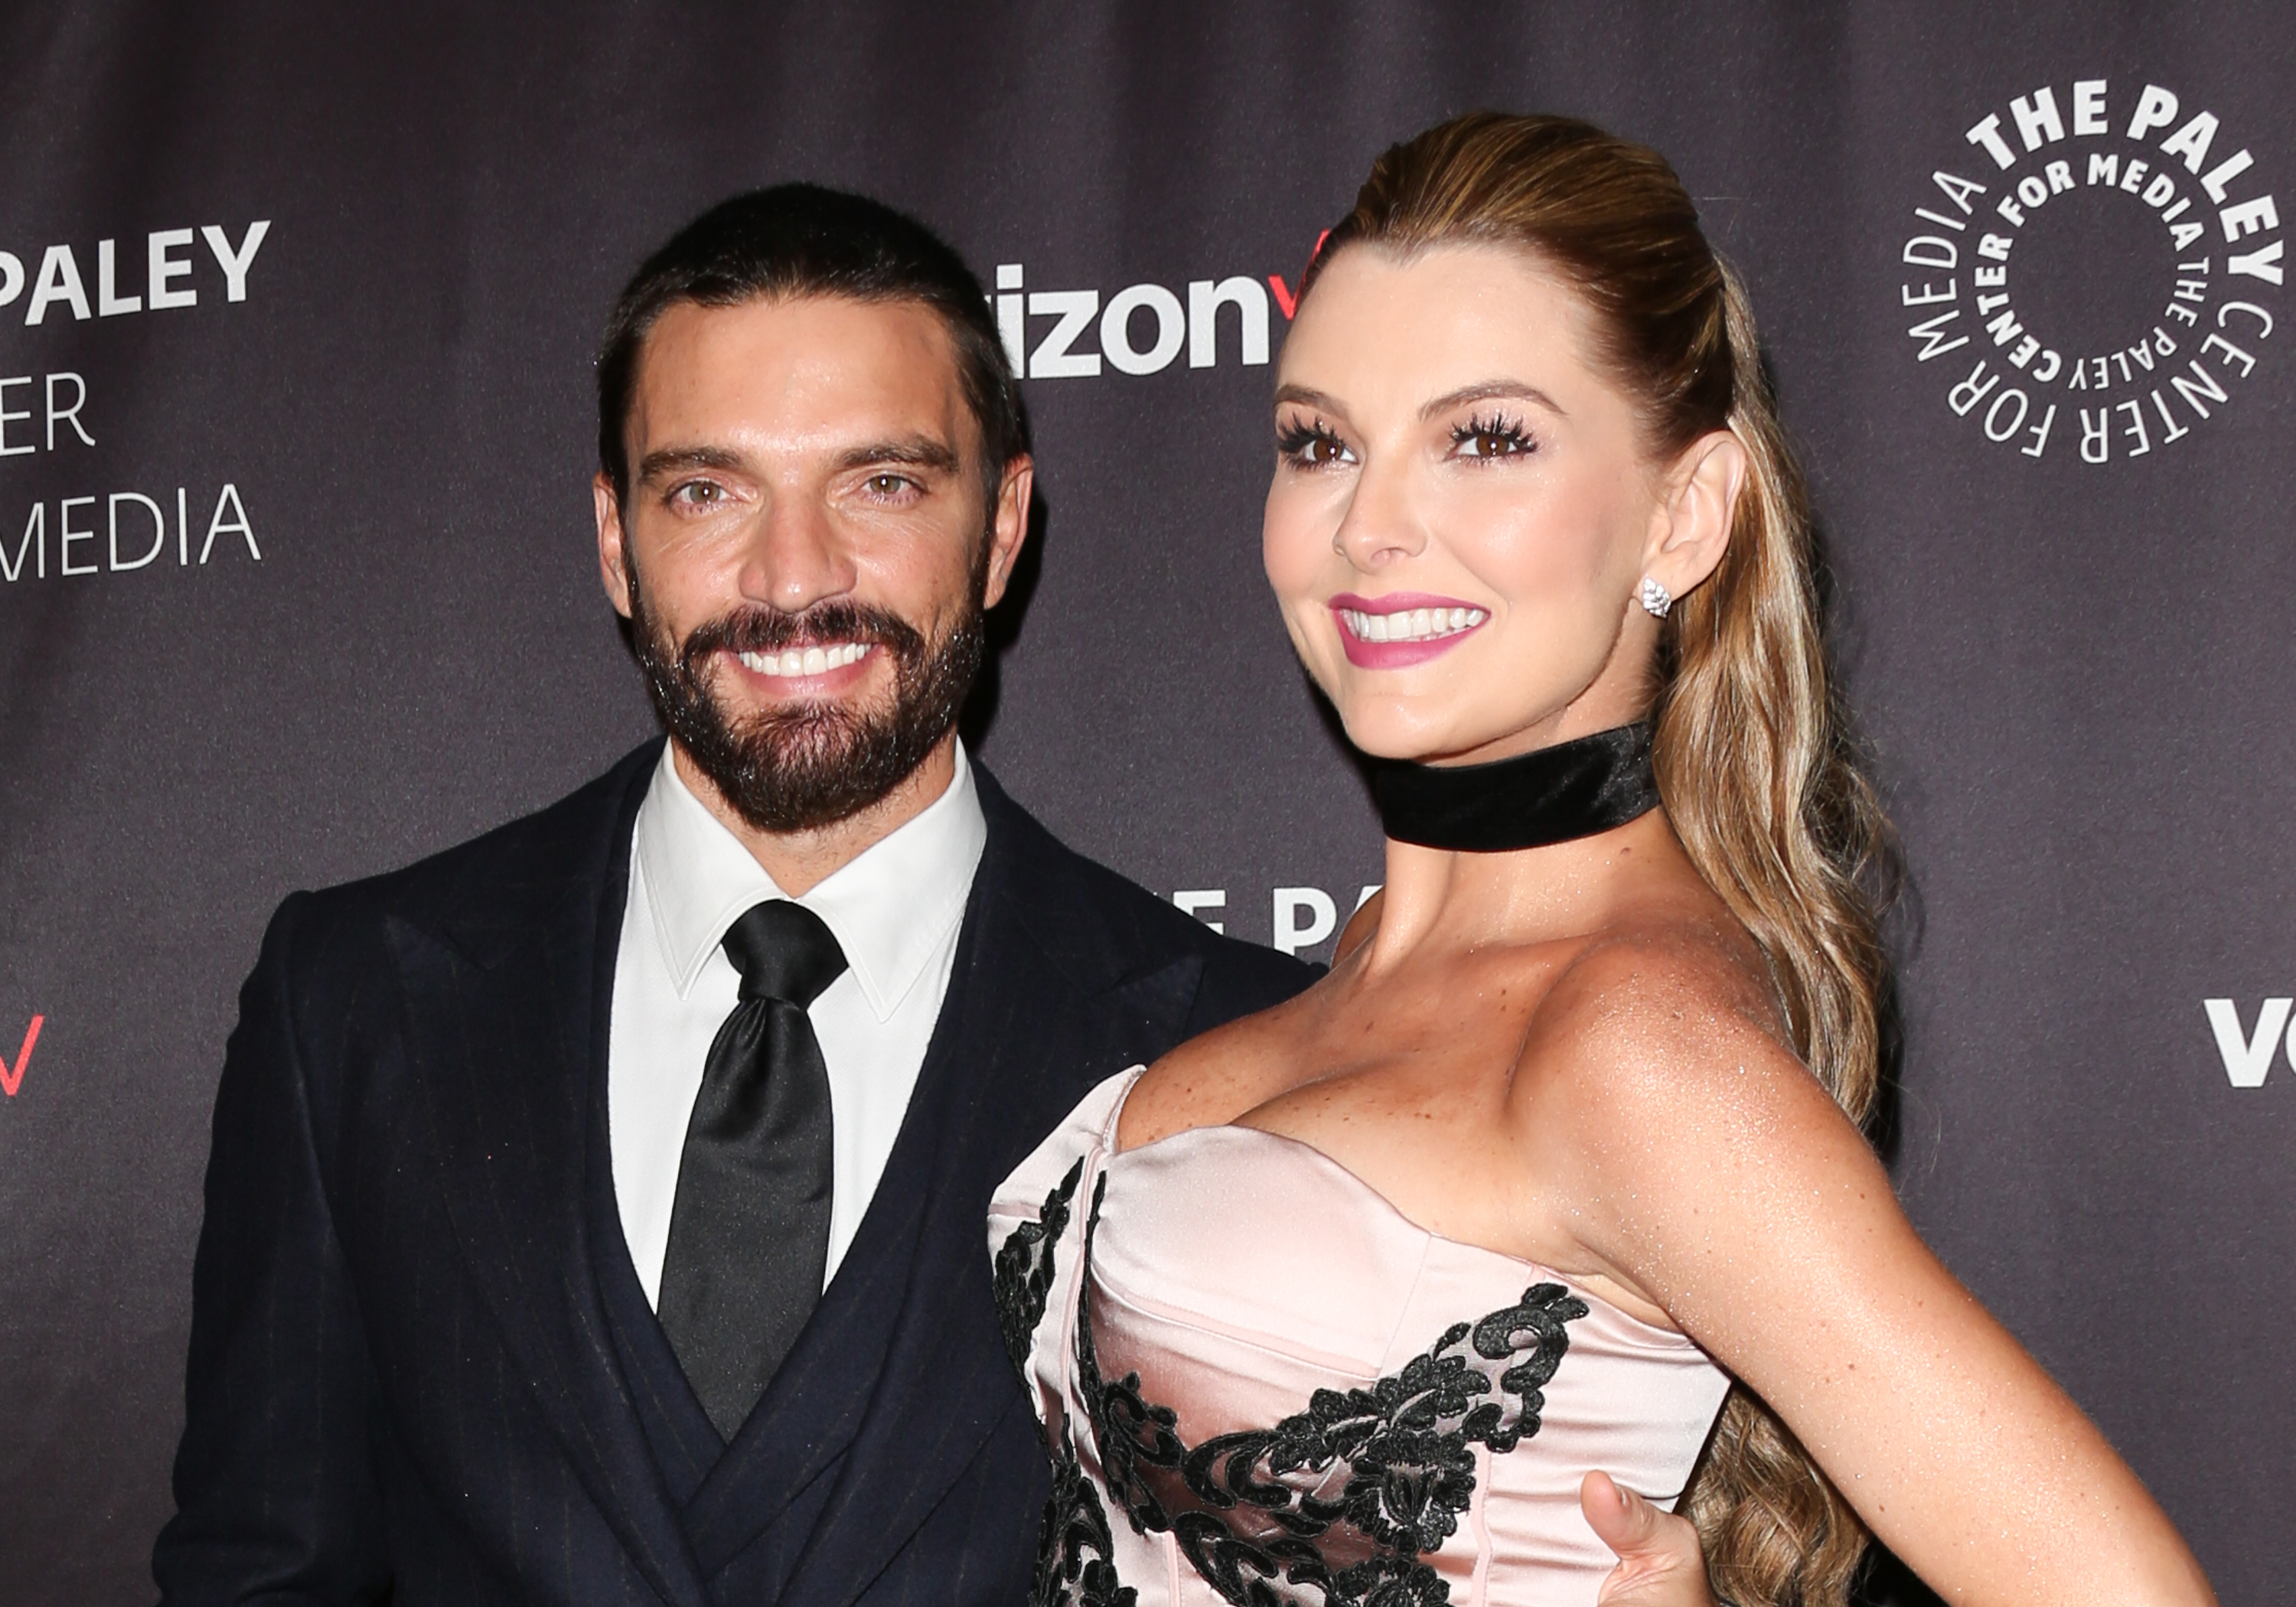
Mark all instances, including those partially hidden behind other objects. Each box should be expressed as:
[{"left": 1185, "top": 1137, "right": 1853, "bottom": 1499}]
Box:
[{"left": 1370, "top": 722, "right": 1659, "bottom": 852}]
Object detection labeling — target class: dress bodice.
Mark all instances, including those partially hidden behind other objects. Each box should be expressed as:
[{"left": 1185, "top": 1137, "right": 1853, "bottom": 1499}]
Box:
[{"left": 987, "top": 1068, "right": 1730, "bottom": 1607}]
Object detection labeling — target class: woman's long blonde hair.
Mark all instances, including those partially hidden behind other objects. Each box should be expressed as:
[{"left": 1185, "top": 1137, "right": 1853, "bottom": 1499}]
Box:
[{"left": 1300, "top": 112, "right": 1894, "bottom": 1605}]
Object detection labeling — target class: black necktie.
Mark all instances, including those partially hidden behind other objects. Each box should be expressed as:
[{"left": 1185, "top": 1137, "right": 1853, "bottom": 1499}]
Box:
[{"left": 657, "top": 899, "right": 846, "bottom": 1439}]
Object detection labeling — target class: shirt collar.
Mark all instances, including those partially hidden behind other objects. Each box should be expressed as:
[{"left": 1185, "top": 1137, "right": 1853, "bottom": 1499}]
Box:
[{"left": 634, "top": 741, "right": 987, "bottom": 1022}]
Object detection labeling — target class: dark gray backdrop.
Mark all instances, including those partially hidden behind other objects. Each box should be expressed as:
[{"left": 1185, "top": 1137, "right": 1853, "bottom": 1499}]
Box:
[{"left": 1, "top": 3, "right": 2287, "bottom": 1602}]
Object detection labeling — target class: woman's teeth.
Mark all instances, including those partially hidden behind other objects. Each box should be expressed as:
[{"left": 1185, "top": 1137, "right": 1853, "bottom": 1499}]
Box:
[
  {"left": 736, "top": 643, "right": 872, "bottom": 677},
  {"left": 1339, "top": 606, "right": 1487, "bottom": 644}
]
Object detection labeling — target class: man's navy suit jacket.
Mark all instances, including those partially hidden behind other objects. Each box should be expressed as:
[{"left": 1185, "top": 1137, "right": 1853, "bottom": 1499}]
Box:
[{"left": 152, "top": 741, "right": 1313, "bottom": 1605}]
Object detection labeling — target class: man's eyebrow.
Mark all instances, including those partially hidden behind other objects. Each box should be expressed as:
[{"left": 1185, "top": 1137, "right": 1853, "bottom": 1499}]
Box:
[
  {"left": 831, "top": 435, "right": 961, "bottom": 474},
  {"left": 635, "top": 436, "right": 964, "bottom": 483},
  {"left": 637, "top": 444, "right": 747, "bottom": 482},
  {"left": 1420, "top": 380, "right": 1567, "bottom": 421}
]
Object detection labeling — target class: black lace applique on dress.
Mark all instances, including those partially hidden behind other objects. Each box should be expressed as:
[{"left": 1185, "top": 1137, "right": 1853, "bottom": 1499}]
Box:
[
  {"left": 1031, "top": 1427, "right": 1139, "bottom": 1607},
  {"left": 1072, "top": 1172, "right": 1589, "bottom": 1607},
  {"left": 996, "top": 1156, "right": 1084, "bottom": 1379},
  {"left": 1004, "top": 1157, "right": 1135, "bottom": 1606}
]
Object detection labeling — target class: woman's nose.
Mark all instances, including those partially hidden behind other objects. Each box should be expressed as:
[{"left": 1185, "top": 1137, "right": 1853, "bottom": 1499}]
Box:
[{"left": 1329, "top": 459, "right": 1428, "bottom": 572}]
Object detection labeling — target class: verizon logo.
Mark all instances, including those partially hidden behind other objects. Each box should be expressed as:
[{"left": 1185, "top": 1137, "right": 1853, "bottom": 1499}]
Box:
[
  {"left": 1, "top": 1015, "right": 42, "bottom": 1098},
  {"left": 990, "top": 238, "right": 1324, "bottom": 381},
  {"left": 2203, "top": 998, "right": 2294, "bottom": 1087}
]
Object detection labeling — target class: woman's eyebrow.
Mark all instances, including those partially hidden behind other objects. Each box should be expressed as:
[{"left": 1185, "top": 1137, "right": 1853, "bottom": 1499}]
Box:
[
  {"left": 1420, "top": 380, "right": 1567, "bottom": 420},
  {"left": 1272, "top": 383, "right": 1350, "bottom": 418}
]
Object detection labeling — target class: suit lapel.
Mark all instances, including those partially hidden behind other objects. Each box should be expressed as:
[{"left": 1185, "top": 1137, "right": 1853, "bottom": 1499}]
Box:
[
  {"left": 778, "top": 797, "right": 1213, "bottom": 1606},
  {"left": 426, "top": 759, "right": 1212, "bottom": 1596},
  {"left": 385, "top": 746, "right": 707, "bottom": 1607}
]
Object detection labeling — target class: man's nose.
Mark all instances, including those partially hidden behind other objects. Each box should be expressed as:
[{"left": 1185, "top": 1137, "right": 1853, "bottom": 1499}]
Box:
[{"left": 738, "top": 493, "right": 856, "bottom": 614}]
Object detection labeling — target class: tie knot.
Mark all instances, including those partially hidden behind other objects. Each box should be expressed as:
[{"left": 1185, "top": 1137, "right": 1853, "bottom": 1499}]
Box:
[{"left": 721, "top": 901, "right": 849, "bottom": 1009}]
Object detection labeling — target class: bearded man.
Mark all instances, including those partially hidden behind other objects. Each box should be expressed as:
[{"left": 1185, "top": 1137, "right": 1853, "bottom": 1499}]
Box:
[{"left": 153, "top": 186, "right": 1719, "bottom": 1607}]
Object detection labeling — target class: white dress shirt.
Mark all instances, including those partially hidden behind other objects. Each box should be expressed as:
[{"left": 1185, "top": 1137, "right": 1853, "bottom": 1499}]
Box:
[{"left": 608, "top": 741, "right": 987, "bottom": 1306}]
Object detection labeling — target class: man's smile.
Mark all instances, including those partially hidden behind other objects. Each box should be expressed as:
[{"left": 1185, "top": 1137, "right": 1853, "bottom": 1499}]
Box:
[{"left": 733, "top": 641, "right": 877, "bottom": 680}]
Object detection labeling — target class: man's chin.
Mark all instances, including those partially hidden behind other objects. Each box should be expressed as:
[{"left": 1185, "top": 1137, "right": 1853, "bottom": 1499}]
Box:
[
  {"left": 695, "top": 742, "right": 929, "bottom": 836},
  {"left": 670, "top": 689, "right": 942, "bottom": 836},
  {"left": 709, "top": 689, "right": 863, "bottom": 737}
]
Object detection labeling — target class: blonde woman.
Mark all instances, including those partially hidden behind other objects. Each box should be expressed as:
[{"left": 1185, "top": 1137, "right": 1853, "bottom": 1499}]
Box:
[{"left": 990, "top": 114, "right": 2213, "bottom": 1606}]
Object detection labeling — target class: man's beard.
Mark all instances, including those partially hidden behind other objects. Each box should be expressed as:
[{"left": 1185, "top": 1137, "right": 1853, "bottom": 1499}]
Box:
[{"left": 625, "top": 556, "right": 987, "bottom": 835}]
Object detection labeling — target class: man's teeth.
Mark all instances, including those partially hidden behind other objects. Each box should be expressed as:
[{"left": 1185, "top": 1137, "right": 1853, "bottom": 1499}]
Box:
[
  {"left": 736, "top": 643, "right": 872, "bottom": 677},
  {"left": 1339, "top": 605, "right": 1488, "bottom": 644}
]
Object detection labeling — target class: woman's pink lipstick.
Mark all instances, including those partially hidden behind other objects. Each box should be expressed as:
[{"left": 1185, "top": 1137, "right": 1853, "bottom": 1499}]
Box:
[{"left": 1329, "top": 592, "right": 1489, "bottom": 669}]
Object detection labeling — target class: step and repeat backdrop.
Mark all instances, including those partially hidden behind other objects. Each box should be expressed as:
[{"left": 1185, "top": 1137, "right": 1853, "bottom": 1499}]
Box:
[{"left": 0, "top": 2, "right": 2288, "bottom": 1601}]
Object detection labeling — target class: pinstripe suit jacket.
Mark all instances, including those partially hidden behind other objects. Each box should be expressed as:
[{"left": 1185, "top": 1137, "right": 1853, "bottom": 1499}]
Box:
[{"left": 153, "top": 739, "right": 1312, "bottom": 1605}]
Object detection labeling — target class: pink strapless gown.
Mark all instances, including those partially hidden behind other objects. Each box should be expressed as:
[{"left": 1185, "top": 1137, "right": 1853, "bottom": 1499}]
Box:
[{"left": 987, "top": 1068, "right": 1731, "bottom": 1607}]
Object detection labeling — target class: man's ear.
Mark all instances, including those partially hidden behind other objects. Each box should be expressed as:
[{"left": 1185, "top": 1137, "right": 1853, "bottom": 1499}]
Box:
[
  {"left": 981, "top": 455, "right": 1035, "bottom": 610},
  {"left": 1640, "top": 429, "right": 1746, "bottom": 605},
  {"left": 595, "top": 472, "right": 634, "bottom": 619}
]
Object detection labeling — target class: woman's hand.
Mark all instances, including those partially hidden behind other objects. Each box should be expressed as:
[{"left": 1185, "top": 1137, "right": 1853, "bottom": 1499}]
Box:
[{"left": 1582, "top": 1471, "right": 1715, "bottom": 1607}]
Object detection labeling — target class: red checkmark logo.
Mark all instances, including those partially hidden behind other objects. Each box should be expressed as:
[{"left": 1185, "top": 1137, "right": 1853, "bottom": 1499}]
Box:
[
  {"left": 1267, "top": 230, "right": 1333, "bottom": 323},
  {"left": 1, "top": 1016, "right": 43, "bottom": 1098}
]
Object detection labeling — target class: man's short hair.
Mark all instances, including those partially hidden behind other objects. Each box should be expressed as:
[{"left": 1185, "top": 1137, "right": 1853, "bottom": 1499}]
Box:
[{"left": 597, "top": 184, "right": 1027, "bottom": 507}]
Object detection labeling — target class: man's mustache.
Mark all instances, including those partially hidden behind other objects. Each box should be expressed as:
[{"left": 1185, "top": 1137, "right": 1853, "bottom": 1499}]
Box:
[{"left": 680, "top": 601, "right": 928, "bottom": 670}]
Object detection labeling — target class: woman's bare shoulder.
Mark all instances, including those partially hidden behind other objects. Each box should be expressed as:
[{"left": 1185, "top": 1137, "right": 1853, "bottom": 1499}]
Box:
[
  {"left": 1505, "top": 898, "right": 1877, "bottom": 1289},
  {"left": 1514, "top": 895, "right": 1812, "bottom": 1128}
]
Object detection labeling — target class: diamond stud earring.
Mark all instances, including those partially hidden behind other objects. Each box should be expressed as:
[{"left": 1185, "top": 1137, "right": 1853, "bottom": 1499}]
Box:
[{"left": 1638, "top": 576, "right": 1673, "bottom": 618}]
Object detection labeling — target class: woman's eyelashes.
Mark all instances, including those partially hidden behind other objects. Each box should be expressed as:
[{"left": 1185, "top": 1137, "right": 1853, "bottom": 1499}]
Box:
[
  {"left": 1449, "top": 411, "right": 1537, "bottom": 461},
  {"left": 1277, "top": 411, "right": 1539, "bottom": 469},
  {"left": 1276, "top": 416, "right": 1356, "bottom": 469}
]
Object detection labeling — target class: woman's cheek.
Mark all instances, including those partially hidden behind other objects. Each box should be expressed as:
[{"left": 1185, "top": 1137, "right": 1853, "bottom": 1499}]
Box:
[
  {"left": 1260, "top": 497, "right": 1327, "bottom": 599},
  {"left": 1275, "top": 599, "right": 1320, "bottom": 670}
]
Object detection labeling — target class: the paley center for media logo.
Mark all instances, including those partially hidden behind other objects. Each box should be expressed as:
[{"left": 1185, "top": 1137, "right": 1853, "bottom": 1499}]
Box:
[
  {"left": 1898, "top": 79, "right": 2279, "bottom": 462},
  {"left": 2, "top": 220, "right": 270, "bottom": 587}
]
